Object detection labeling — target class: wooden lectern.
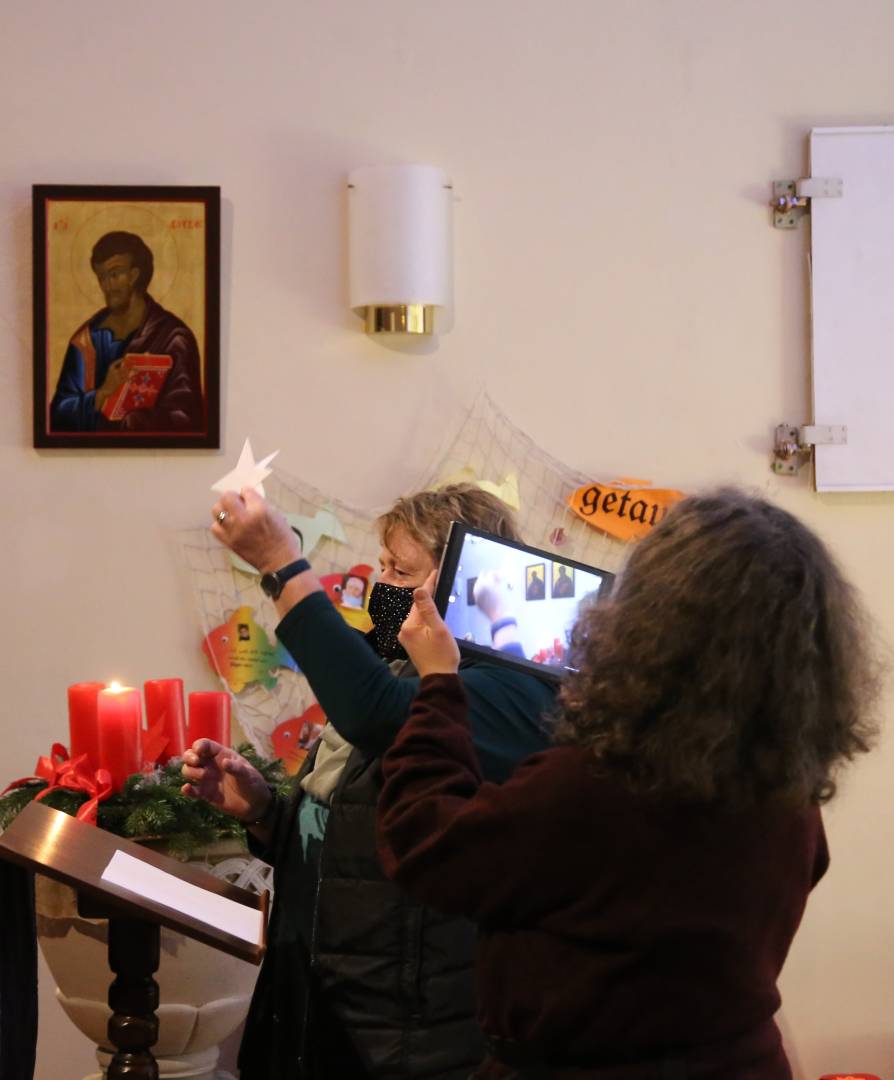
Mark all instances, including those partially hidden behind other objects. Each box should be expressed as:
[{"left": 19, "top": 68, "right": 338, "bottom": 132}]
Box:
[{"left": 0, "top": 801, "right": 268, "bottom": 1080}]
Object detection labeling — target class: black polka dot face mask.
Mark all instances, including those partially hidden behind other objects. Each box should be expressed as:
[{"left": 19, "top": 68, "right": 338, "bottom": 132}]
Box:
[{"left": 367, "top": 581, "right": 416, "bottom": 661}]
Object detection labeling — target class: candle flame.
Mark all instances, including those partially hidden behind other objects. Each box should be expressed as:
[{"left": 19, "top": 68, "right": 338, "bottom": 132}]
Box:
[{"left": 109, "top": 681, "right": 123, "bottom": 693}]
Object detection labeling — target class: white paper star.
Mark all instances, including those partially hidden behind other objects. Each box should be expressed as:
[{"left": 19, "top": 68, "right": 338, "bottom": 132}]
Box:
[{"left": 211, "top": 438, "right": 280, "bottom": 498}]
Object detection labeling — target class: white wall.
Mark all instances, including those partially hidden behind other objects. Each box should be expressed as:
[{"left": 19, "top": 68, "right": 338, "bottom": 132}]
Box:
[{"left": 2, "top": 1, "right": 893, "bottom": 1077}]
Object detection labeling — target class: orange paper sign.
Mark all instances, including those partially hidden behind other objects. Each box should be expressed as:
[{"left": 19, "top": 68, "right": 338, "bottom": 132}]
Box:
[{"left": 568, "top": 481, "right": 685, "bottom": 542}]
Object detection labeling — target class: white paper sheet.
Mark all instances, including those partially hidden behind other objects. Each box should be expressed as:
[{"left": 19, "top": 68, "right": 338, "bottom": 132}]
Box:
[{"left": 101, "top": 849, "right": 262, "bottom": 946}]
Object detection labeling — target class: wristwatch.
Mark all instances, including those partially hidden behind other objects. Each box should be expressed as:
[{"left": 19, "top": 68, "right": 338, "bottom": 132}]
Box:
[
  {"left": 244, "top": 785, "right": 279, "bottom": 828},
  {"left": 260, "top": 558, "right": 310, "bottom": 600}
]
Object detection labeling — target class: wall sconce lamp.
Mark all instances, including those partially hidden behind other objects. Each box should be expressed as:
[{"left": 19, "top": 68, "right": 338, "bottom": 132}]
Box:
[{"left": 348, "top": 164, "right": 452, "bottom": 336}]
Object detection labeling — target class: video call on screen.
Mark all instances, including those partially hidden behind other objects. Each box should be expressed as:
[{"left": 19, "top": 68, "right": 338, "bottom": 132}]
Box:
[{"left": 444, "top": 533, "right": 609, "bottom": 668}]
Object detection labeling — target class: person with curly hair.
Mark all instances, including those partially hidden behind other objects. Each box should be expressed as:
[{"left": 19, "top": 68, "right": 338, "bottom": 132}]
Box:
[{"left": 377, "top": 488, "right": 882, "bottom": 1079}]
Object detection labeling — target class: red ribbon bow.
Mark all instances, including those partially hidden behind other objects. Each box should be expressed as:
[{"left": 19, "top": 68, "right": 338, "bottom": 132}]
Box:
[
  {"left": 3, "top": 743, "right": 113, "bottom": 825},
  {"left": 142, "top": 717, "right": 171, "bottom": 769}
]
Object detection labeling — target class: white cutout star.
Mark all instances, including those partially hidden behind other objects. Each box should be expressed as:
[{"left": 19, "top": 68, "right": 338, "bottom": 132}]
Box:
[{"left": 211, "top": 438, "right": 280, "bottom": 498}]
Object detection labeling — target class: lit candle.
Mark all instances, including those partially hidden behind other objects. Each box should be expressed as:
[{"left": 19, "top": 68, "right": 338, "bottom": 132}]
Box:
[
  {"left": 98, "top": 683, "right": 143, "bottom": 792},
  {"left": 144, "top": 678, "right": 187, "bottom": 764},
  {"left": 188, "top": 692, "right": 231, "bottom": 748},
  {"left": 68, "top": 682, "right": 105, "bottom": 771}
]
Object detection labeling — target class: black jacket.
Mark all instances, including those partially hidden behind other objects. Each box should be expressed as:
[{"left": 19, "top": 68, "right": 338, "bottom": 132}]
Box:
[
  {"left": 238, "top": 741, "right": 484, "bottom": 1079},
  {"left": 239, "top": 600, "right": 555, "bottom": 1079}
]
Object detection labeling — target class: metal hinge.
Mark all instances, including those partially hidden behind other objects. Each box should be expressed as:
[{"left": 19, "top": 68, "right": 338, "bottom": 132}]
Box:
[
  {"left": 771, "top": 177, "right": 843, "bottom": 228},
  {"left": 772, "top": 423, "right": 847, "bottom": 474}
]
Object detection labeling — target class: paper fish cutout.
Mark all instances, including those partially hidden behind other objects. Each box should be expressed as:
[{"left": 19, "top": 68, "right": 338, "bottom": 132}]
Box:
[
  {"left": 319, "top": 564, "right": 375, "bottom": 632},
  {"left": 271, "top": 703, "right": 326, "bottom": 775},
  {"left": 439, "top": 466, "right": 521, "bottom": 511},
  {"left": 202, "top": 606, "right": 299, "bottom": 693},
  {"left": 229, "top": 508, "right": 348, "bottom": 575},
  {"left": 287, "top": 508, "right": 348, "bottom": 556}
]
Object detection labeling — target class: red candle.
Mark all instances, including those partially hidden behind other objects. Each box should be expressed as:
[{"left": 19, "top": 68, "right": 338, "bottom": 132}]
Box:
[
  {"left": 98, "top": 684, "right": 143, "bottom": 792},
  {"left": 144, "top": 678, "right": 187, "bottom": 764},
  {"left": 68, "top": 682, "right": 105, "bottom": 771},
  {"left": 188, "top": 692, "right": 231, "bottom": 748}
]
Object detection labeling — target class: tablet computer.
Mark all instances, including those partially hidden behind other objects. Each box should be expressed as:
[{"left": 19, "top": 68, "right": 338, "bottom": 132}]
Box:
[{"left": 433, "top": 522, "right": 615, "bottom": 681}]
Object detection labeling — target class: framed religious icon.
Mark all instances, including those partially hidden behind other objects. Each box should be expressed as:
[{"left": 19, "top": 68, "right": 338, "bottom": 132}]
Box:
[
  {"left": 33, "top": 184, "right": 220, "bottom": 448},
  {"left": 525, "top": 562, "right": 547, "bottom": 601},
  {"left": 551, "top": 562, "right": 575, "bottom": 599}
]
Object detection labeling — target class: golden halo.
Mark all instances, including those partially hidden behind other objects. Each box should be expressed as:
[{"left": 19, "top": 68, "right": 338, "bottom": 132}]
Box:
[{"left": 70, "top": 203, "right": 179, "bottom": 307}]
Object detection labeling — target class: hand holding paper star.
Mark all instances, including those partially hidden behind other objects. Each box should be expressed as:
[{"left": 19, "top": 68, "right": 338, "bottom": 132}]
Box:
[
  {"left": 211, "top": 486, "right": 303, "bottom": 577},
  {"left": 211, "top": 438, "right": 280, "bottom": 498}
]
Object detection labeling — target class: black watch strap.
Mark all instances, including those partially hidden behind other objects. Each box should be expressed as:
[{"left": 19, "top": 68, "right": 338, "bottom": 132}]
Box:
[
  {"left": 244, "top": 785, "right": 279, "bottom": 828},
  {"left": 260, "top": 557, "right": 310, "bottom": 600}
]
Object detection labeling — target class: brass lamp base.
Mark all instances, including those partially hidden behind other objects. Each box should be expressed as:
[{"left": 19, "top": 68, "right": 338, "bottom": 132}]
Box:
[{"left": 362, "top": 304, "right": 435, "bottom": 335}]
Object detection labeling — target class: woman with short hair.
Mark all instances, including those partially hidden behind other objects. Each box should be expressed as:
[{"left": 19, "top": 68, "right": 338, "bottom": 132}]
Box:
[{"left": 184, "top": 482, "right": 556, "bottom": 1079}]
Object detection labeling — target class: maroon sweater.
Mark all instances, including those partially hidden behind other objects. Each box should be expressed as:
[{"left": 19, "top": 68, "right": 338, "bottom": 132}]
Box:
[{"left": 377, "top": 675, "right": 829, "bottom": 1079}]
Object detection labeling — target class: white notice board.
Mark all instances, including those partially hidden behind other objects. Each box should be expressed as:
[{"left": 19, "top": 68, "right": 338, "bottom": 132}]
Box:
[{"left": 810, "top": 126, "right": 894, "bottom": 492}]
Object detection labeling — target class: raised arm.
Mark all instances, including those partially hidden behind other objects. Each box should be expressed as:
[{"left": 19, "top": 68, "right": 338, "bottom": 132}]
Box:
[
  {"left": 277, "top": 592, "right": 554, "bottom": 772},
  {"left": 376, "top": 672, "right": 566, "bottom": 923},
  {"left": 276, "top": 591, "right": 419, "bottom": 753},
  {"left": 209, "top": 492, "right": 554, "bottom": 770},
  {"left": 374, "top": 586, "right": 561, "bottom": 919}
]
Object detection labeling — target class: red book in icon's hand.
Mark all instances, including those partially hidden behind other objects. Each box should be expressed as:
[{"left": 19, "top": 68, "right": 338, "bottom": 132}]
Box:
[{"left": 100, "top": 353, "right": 173, "bottom": 421}]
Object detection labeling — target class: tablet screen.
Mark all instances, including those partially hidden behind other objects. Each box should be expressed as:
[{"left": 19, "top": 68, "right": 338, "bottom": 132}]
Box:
[{"left": 434, "top": 523, "right": 614, "bottom": 680}]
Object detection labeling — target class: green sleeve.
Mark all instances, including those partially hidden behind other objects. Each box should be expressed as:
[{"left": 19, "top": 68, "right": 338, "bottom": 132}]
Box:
[{"left": 275, "top": 591, "right": 555, "bottom": 780}]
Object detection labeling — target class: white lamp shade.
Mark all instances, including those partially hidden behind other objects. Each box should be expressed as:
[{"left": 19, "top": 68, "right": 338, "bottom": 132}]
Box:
[{"left": 348, "top": 164, "right": 452, "bottom": 311}]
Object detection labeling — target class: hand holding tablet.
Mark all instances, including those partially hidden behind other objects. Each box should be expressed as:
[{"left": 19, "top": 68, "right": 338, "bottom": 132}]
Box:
[{"left": 397, "top": 573, "right": 461, "bottom": 678}]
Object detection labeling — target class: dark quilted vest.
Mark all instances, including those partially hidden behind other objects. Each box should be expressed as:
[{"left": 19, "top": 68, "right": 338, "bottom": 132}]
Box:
[{"left": 239, "top": 740, "right": 484, "bottom": 1079}]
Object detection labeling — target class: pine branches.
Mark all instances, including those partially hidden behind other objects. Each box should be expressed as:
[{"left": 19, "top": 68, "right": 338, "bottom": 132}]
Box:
[{"left": 0, "top": 743, "right": 289, "bottom": 857}]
